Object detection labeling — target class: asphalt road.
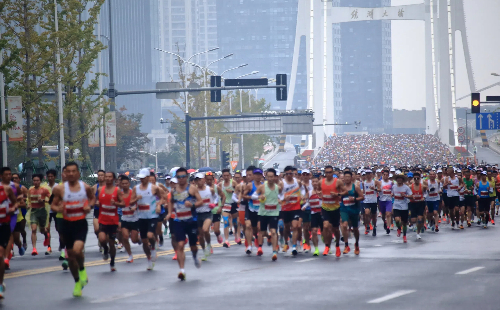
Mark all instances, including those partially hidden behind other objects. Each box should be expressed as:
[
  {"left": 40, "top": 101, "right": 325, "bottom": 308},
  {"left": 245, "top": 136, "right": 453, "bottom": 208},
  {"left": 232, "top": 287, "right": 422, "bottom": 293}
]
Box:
[
  {"left": 3, "top": 215, "right": 500, "bottom": 310},
  {"left": 263, "top": 142, "right": 296, "bottom": 170}
]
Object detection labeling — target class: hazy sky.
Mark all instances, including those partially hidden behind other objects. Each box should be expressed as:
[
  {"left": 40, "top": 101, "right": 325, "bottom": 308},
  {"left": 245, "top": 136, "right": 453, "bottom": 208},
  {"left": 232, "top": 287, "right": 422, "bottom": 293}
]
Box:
[{"left": 391, "top": 0, "right": 500, "bottom": 110}]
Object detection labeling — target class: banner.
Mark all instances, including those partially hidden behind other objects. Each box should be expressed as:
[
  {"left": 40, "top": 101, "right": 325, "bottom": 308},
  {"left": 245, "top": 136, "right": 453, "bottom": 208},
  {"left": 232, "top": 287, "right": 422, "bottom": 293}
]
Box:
[
  {"left": 209, "top": 137, "right": 217, "bottom": 159},
  {"left": 7, "top": 96, "right": 23, "bottom": 141},
  {"left": 231, "top": 161, "right": 238, "bottom": 171},
  {"left": 232, "top": 142, "right": 239, "bottom": 162},
  {"left": 88, "top": 113, "right": 100, "bottom": 147},
  {"left": 105, "top": 111, "right": 116, "bottom": 146}
]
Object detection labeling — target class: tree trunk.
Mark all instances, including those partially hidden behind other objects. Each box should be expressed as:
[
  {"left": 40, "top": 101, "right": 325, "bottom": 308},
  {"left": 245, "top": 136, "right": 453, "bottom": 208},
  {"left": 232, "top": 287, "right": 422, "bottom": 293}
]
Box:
[{"left": 78, "top": 12, "right": 87, "bottom": 174}]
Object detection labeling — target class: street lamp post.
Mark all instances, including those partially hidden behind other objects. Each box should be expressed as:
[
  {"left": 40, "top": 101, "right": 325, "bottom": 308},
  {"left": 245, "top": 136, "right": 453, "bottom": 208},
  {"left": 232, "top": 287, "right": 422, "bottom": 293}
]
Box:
[
  {"left": 54, "top": 0, "right": 65, "bottom": 172},
  {"left": 107, "top": 0, "right": 117, "bottom": 173},
  {"left": 155, "top": 47, "right": 219, "bottom": 168}
]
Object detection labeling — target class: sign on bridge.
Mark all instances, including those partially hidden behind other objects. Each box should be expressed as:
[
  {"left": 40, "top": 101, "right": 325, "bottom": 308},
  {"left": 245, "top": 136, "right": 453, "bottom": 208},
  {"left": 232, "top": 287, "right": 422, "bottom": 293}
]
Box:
[{"left": 476, "top": 112, "right": 500, "bottom": 130}]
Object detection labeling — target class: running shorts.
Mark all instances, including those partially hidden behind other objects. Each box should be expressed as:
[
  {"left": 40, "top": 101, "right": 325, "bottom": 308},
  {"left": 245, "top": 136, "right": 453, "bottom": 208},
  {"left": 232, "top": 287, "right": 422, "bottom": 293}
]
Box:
[
  {"left": 447, "top": 196, "right": 460, "bottom": 209},
  {"left": 259, "top": 215, "right": 278, "bottom": 232},
  {"left": 49, "top": 212, "right": 56, "bottom": 223},
  {"left": 121, "top": 220, "right": 138, "bottom": 232},
  {"left": 340, "top": 207, "right": 360, "bottom": 228},
  {"left": 464, "top": 196, "right": 475, "bottom": 208},
  {"left": 230, "top": 202, "right": 238, "bottom": 215},
  {"left": 478, "top": 198, "right": 490, "bottom": 213},
  {"left": 409, "top": 201, "right": 426, "bottom": 218},
  {"left": 378, "top": 201, "right": 393, "bottom": 213},
  {"left": 174, "top": 220, "right": 198, "bottom": 247},
  {"left": 60, "top": 219, "right": 88, "bottom": 250},
  {"left": 30, "top": 208, "right": 48, "bottom": 228},
  {"left": 197, "top": 212, "right": 213, "bottom": 228},
  {"left": 244, "top": 208, "right": 259, "bottom": 228},
  {"left": 321, "top": 209, "right": 340, "bottom": 228},
  {"left": 300, "top": 209, "right": 311, "bottom": 223},
  {"left": 426, "top": 201, "right": 440, "bottom": 212},
  {"left": 0, "top": 224, "right": 11, "bottom": 249},
  {"left": 282, "top": 210, "right": 300, "bottom": 224},
  {"left": 99, "top": 224, "right": 118, "bottom": 240},
  {"left": 93, "top": 206, "right": 99, "bottom": 219},
  {"left": 363, "top": 203, "right": 378, "bottom": 214},
  {"left": 393, "top": 209, "right": 409, "bottom": 223},
  {"left": 137, "top": 218, "right": 157, "bottom": 239},
  {"left": 213, "top": 213, "right": 221, "bottom": 223},
  {"left": 310, "top": 213, "right": 324, "bottom": 229}
]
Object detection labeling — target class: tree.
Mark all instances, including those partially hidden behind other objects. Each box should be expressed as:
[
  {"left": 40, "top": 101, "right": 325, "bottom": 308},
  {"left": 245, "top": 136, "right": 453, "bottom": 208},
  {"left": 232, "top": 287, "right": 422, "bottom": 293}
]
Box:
[{"left": 114, "top": 106, "right": 150, "bottom": 170}]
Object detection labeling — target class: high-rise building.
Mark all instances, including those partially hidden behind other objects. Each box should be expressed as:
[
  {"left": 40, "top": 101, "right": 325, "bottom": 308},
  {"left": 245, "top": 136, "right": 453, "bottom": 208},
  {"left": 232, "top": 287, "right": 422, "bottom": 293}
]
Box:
[
  {"left": 216, "top": 0, "right": 307, "bottom": 111},
  {"left": 98, "top": 0, "right": 160, "bottom": 133},
  {"left": 335, "top": 0, "right": 393, "bottom": 134}
]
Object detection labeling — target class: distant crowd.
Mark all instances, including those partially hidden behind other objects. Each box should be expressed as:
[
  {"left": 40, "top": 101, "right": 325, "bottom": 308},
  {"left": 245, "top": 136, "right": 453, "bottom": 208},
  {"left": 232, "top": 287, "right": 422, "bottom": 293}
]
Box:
[{"left": 314, "top": 134, "right": 457, "bottom": 167}]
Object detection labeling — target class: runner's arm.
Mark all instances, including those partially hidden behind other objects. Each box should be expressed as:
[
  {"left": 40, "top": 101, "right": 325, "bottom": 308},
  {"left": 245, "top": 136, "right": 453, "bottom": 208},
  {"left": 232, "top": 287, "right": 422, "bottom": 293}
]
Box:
[
  {"left": 354, "top": 184, "right": 364, "bottom": 202},
  {"left": 85, "top": 184, "right": 94, "bottom": 213},
  {"left": 50, "top": 185, "right": 64, "bottom": 213},
  {"left": 6, "top": 187, "right": 18, "bottom": 214},
  {"left": 189, "top": 187, "right": 203, "bottom": 207}
]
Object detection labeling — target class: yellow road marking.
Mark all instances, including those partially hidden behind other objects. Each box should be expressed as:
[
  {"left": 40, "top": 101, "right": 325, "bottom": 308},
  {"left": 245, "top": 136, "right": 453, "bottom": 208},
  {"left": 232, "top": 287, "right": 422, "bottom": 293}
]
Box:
[{"left": 5, "top": 241, "right": 239, "bottom": 279}]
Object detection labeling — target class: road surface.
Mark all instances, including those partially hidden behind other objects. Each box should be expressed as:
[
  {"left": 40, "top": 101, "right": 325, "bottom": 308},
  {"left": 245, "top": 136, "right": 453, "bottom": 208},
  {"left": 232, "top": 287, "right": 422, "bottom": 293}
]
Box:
[
  {"left": 263, "top": 142, "right": 296, "bottom": 170},
  {"left": 4, "top": 215, "right": 500, "bottom": 309}
]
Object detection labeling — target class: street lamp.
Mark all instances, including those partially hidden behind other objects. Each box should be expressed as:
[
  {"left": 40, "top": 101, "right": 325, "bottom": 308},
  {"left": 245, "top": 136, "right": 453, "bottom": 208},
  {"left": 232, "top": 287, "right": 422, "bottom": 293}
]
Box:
[
  {"left": 492, "top": 73, "right": 500, "bottom": 77},
  {"left": 221, "top": 64, "right": 248, "bottom": 77},
  {"left": 236, "top": 71, "right": 259, "bottom": 79}
]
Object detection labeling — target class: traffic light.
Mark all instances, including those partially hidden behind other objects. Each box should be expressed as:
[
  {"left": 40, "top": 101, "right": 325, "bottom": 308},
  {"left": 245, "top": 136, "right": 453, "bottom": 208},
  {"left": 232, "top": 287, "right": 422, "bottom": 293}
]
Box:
[
  {"left": 276, "top": 74, "right": 287, "bottom": 101},
  {"left": 222, "top": 151, "right": 230, "bottom": 168},
  {"left": 210, "top": 76, "right": 221, "bottom": 102},
  {"left": 471, "top": 92, "right": 480, "bottom": 113}
]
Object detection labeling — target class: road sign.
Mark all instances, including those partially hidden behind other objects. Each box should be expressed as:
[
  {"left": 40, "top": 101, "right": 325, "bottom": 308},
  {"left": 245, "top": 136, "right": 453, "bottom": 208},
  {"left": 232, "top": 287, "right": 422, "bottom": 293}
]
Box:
[
  {"left": 210, "top": 76, "right": 221, "bottom": 102},
  {"left": 224, "top": 78, "right": 268, "bottom": 87},
  {"left": 230, "top": 161, "right": 238, "bottom": 171},
  {"left": 476, "top": 112, "right": 500, "bottom": 130},
  {"left": 457, "top": 127, "right": 465, "bottom": 135},
  {"left": 187, "top": 82, "right": 201, "bottom": 97},
  {"left": 458, "top": 135, "right": 465, "bottom": 144},
  {"left": 486, "top": 96, "right": 500, "bottom": 101},
  {"left": 155, "top": 82, "right": 181, "bottom": 99},
  {"left": 276, "top": 74, "right": 287, "bottom": 101}
]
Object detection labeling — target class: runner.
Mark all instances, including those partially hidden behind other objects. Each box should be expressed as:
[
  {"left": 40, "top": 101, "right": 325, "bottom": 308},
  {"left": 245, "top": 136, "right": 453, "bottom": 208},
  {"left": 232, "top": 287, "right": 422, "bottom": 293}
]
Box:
[
  {"left": 45, "top": 170, "right": 59, "bottom": 255},
  {"left": 393, "top": 174, "right": 413, "bottom": 243},
  {"left": 219, "top": 169, "right": 237, "bottom": 247},
  {"left": 169, "top": 167, "right": 203, "bottom": 280},
  {"left": 320, "top": 165, "right": 344, "bottom": 257},
  {"left": 379, "top": 169, "right": 393, "bottom": 235},
  {"left": 149, "top": 173, "right": 169, "bottom": 246},
  {"left": 300, "top": 169, "right": 313, "bottom": 252},
  {"left": 50, "top": 162, "right": 94, "bottom": 297},
  {"left": 339, "top": 171, "right": 364, "bottom": 255},
  {"left": 309, "top": 174, "right": 323, "bottom": 256},
  {"left": 409, "top": 172, "right": 427, "bottom": 239},
  {"left": 477, "top": 171, "right": 491, "bottom": 228},
  {"left": 131, "top": 168, "right": 164, "bottom": 270},
  {"left": 206, "top": 172, "right": 224, "bottom": 250},
  {"left": 242, "top": 166, "right": 260, "bottom": 254},
  {"left": 97, "top": 172, "right": 122, "bottom": 271},
  {"left": 255, "top": 168, "right": 283, "bottom": 260},
  {"left": 425, "top": 170, "right": 441, "bottom": 232},
  {"left": 195, "top": 172, "right": 215, "bottom": 261},
  {"left": 487, "top": 170, "right": 496, "bottom": 225},
  {"left": 443, "top": 167, "right": 462, "bottom": 229},
  {"left": 27, "top": 174, "right": 51, "bottom": 256},
  {"left": 362, "top": 169, "right": 380, "bottom": 236},
  {"left": 0, "top": 167, "right": 19, "bottom": 299},
  {"left": 280, "top": 166, "right": 303, "bottom": 256},
  {"left": 11, "top": 173, "right": 27, "bottom": 251},
  {"left": 92, "top": 170, "right": 105, "bottom": 252},
  {"left": 115, "top": 175, "right": 139, "bottom": 263}
]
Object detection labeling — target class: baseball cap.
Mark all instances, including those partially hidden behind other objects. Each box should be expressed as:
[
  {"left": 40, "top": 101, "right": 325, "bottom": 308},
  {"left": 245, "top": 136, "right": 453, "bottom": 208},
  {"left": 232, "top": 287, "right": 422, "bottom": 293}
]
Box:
[
  {"left": 482, "top": 171, "right": 487, "bottom": 175},
  {"left": 171, "top": 177, "right": 178, "bottom": 183},
  {"left": 253, "top": 169, "right": 263, "bottom": 175},
  {"left": 137, "top": 168, "right": 150, "bottom": 179},
  {"left": 437, "top": 169, "right": 443, "bottom": 173},
  {"left": 165, "top": 175, "right": 171, "bottom": 180},
  {"left": 302, "top": 169, "right": 311, "bottom": 174},
  {"left": 242, "top": 171, "right": 247, "bottom": 177},
  {"left": 195, "top": 172, "right": 205, "bottom": 179}
]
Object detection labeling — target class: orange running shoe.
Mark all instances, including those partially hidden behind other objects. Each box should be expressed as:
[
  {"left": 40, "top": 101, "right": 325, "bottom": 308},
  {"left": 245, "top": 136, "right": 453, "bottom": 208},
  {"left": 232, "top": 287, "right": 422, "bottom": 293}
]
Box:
[
  {"left": 492, "top": 219, "right": 495, "bottom": 225},
  {"left": 335, "top": 246, "right": 341, "bottom": 257},
  {"left": 317, "top": 229, "right": 321, "bottom": 235},
  {"left": 254, "top": 238, "right": 259, "bottom": 248},
  {"left": 323, "top": 246, "right": 330, "bottom": 256},
  {"left": 370, "top": 224, "right": 373, "bottom": 230},
  {"left": 257, "top": 247, "right": 263, "bottom": 256},
  {"left": 32, "top": 248, "right": 38, "bottom": 256},
  {"left": 354, "top": 245, "right": 360, "bottom": 255},
  {"left": 282, "top": 244, "right": 289, "bottom": 253},
  {"left": 343, "top": 246, "right": 350, "bottom": 254},
  {"left": 403, "top": 236, "right": 407, "bottom": 243},
  {"left": 172, "top": 252, "right": 178, "bottom": 260}
]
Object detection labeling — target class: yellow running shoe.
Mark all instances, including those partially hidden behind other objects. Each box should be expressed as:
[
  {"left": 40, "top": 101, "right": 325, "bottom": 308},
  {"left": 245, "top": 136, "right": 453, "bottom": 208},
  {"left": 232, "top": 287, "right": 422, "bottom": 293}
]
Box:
[
  {"left": 73, "top": 282, "right": 83, "bottom": 297},
  {"left": 79, "top": 268, "right": 88, "bottom": 287}
]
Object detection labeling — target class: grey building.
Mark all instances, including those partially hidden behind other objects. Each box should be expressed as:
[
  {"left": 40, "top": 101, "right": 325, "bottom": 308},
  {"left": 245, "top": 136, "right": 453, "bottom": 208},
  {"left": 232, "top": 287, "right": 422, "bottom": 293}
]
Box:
[
  {"left": 98, "top": 0, "right": 160, "bottom": 133},
  {"left": 335, "top": 0, "right": 392, "bottom": 134},
  {"left": 215, "top": 0, "right": 307, "bottom": 111},
  {"left": 392, "top": 108, "right": 426, "bottom": 134}
]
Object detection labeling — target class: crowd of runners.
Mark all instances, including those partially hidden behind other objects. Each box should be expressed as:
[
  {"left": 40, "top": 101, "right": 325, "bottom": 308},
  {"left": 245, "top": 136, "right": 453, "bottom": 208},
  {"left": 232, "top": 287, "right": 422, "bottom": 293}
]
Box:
[{"left": 0, "top": 161, "right": 499, "bottom": 298}]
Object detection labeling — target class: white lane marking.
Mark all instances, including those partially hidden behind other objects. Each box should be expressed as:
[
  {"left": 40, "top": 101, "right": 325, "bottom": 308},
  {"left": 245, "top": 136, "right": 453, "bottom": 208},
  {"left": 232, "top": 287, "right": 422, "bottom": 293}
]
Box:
[
  {"left": 295, "top": 258, "right": 317, "bottom": 263},
  {"left": 455, "top": 266, "right": 485, "bottom": 275},
  {"left": 91, "top": 287, "right": 167, "bottom": 303},
  {"left": 373, "top": 244, "right": 382, "bottom": 247},
  {"left": 367, "top": 290, "right": 416, "bottom": 304}
]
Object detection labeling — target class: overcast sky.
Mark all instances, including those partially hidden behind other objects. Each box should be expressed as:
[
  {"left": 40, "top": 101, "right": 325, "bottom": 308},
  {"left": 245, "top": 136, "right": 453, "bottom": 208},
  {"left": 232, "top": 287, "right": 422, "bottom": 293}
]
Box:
[{"left": 391, "top": 0, "right": 500, "bottom": 110}]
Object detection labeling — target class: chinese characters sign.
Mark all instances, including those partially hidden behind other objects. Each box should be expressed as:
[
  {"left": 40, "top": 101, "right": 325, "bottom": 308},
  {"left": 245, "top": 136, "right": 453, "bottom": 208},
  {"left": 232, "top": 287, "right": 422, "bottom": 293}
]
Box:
[
  {"left": 7, "top": 96, "right": 23, "bottom": 142},
  {"left": 105, "top": 111, "right": 116, "bottom": 147},
  {"left": 88, "top": 113, "right": 100, "bottom": 147}
]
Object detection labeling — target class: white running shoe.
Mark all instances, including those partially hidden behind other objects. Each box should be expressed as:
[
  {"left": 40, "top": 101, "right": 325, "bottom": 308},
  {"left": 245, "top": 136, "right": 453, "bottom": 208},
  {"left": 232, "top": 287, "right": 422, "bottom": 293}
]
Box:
[
  {"left": 147, "top": 259, "right": 154, "bottom": 270},
  {"left": 416, "top": 234, "right": 422, "bottom": 240},
  {"left": 151, "top": 249, "right": 157, "bottom": 262},
  {"left": 194, "top": 256, "right": 201, "bottom": 269}
]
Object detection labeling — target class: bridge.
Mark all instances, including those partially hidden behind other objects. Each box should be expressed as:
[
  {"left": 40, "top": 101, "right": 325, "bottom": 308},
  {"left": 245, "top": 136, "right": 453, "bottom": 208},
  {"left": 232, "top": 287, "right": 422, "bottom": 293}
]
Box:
[{"left": 287, "top": 0, "right": 476, "bottom": 148}]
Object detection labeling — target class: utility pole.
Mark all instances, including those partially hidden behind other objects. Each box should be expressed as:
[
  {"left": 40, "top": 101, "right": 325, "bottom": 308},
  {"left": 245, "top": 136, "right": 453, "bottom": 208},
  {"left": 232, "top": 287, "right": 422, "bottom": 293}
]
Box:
[
  {"left": 108, "top": 0, "right": 117, "bottom": 172},
  {"left": 54, "top": 0, "right": 65, "bottom": 171},
  {"left": 0, "top": 29, "right": 6, "bottom": 166}
]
